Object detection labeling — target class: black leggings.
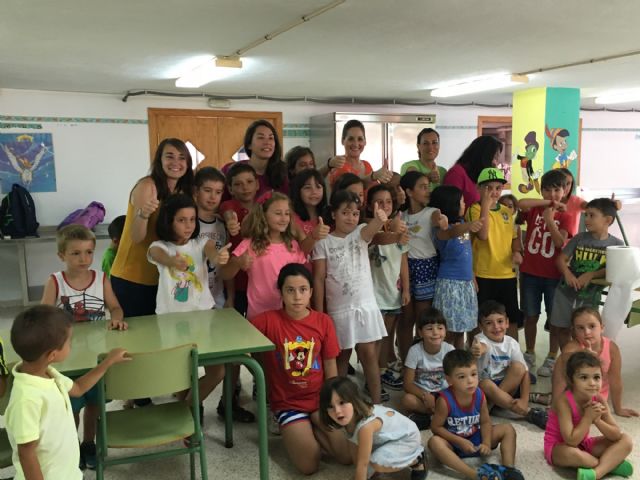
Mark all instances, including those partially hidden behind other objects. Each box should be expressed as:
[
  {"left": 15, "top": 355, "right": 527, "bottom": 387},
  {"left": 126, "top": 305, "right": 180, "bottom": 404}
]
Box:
[{"left": 111, "top": 276, "right": 157, "bottom": 318}]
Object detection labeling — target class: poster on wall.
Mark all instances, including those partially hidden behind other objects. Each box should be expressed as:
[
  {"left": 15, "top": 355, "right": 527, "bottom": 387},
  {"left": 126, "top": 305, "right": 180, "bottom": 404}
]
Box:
[{"left": 0, "top": 133, "right": 57, "bottom": 193}]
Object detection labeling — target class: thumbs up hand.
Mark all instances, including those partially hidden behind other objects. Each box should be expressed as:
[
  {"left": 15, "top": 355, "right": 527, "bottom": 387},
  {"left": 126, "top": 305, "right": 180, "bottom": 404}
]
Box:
[
  {"left": 217, "top": 243, "right": 232, "bottom": 266},
  {"left": 373, "top": 159, "right": 393, "bottom": 184},
  {"left": 224, "top": 211, "right": 241, "bottom": 237},
  {"left": 471, "top": 338, "right": 482, "bottom": 358},
  {"left": 328, "top": 155, "right": 347, "bottom": 170},
  {"left": 172, "top": 253, "right": 188, "bottom": 271},
  {"left": 374, "top": 201, "right": 388, "bottom": 223},
  {"left": 469, "top": 218, "right": 483, "bottom": 233},
  {"left": 312, "top": 216, "right": 330, "bottom": 241},
  {"left": 437, "top": 212, "right": 449, "bottom": 230}
]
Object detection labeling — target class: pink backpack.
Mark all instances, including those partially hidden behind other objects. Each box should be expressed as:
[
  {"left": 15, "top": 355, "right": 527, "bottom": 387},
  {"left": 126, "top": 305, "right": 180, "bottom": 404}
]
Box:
[{"left": 58, "top": 201, "right": 106, "bottom": 230}]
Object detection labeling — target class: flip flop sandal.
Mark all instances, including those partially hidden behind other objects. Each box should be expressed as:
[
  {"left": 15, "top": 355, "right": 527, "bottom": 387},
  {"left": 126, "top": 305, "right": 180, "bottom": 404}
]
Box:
[
  {"left": 477, "top": 463, "right": 502, "bottom": 480},
  {"left": 529, "top": 392, "right": 551, "bottom": 406}
]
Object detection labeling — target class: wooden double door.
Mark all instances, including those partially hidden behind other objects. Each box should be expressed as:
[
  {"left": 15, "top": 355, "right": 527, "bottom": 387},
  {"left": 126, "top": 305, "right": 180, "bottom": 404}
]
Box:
[{"left": 148, "top": 108, "right": 283, "bottom": 169}]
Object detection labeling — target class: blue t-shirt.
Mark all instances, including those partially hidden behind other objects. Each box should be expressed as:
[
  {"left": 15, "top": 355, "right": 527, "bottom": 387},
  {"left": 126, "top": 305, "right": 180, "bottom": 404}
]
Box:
[{"left": 432, "top": 224, "right": 473, "bottom": 281}]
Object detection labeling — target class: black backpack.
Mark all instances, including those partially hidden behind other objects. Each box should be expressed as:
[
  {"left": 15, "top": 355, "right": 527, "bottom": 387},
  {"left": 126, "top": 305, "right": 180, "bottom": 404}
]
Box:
[{"left": 0, "top": 183, "right": 39, "bottom": 238}]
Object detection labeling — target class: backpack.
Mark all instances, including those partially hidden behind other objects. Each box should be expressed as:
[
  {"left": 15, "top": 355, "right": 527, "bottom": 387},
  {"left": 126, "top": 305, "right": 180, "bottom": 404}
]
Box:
[
  {"left": 0, "top": 183, "right": 39, "bottom": 238},
  {"left": 58, "top": 201, "right": 106, "bottom": 231}
]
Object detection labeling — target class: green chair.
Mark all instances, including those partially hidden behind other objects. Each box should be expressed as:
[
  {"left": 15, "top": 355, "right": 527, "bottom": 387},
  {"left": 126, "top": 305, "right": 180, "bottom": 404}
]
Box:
[
  {"left": 0, "top": 369, "right": 14, "bottom": 470},
  {"left": 95, "top": 344, "right": 207, "bottom": 480}
]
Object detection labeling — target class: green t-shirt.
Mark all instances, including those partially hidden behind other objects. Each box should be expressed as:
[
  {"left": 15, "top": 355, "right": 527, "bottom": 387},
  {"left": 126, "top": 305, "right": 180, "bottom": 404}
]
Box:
[
  {"left": 101, "top": 245, "right": 117, "bottom": 278},
  {"left": 399, "top": 160, "right": 447, "bottom": 190}
]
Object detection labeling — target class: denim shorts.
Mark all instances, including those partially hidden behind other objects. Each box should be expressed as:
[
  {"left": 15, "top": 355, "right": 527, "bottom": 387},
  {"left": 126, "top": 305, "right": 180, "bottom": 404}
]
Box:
[{"left": 519, "top": 272, "right": 560, "bottom": 317}]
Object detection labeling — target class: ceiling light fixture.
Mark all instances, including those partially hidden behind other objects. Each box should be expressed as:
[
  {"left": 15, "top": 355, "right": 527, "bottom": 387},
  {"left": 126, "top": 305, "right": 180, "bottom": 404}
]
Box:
[
  {"left": 430, "top": 74, "right": 529, "bottom": 98},
  {"left": 594, "top": 89, "right": 640, "bottom": 105},
  {"left": 175, "top": 56, "right": 243, "bottom": 88}
]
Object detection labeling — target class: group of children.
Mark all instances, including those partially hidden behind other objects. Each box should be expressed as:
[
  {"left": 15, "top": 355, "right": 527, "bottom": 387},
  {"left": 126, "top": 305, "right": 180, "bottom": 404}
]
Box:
[{"left": 1, "top": 145, "right": 636, "bottom": 480}]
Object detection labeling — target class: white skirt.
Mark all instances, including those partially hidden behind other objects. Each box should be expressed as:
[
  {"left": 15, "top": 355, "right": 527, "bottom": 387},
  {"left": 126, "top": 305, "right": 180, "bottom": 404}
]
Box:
[{"left": 329, "top": 303, "right": 387, "bottom": 350}]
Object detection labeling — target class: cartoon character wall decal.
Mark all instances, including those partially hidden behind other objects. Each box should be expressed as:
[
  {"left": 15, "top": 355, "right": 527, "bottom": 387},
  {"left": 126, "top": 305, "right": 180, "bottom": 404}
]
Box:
[
  {"left": 545, "top": 125, "right": 577, "bottom": 169},
  {"left": 517, "top": 131, "right": 541, "bottom": 194},
  {"left": 284, "top": 336, "right": 316, "bottom": 377}
]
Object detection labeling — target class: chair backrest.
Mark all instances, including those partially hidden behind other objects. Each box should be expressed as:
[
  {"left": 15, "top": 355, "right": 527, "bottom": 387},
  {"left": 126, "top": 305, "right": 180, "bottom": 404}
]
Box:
[
  {"left": 0, "top": 368, "right": 14, "bottom": 416},
  {"left": 101, "top": 344, "right": 196, "bottom": 400}
]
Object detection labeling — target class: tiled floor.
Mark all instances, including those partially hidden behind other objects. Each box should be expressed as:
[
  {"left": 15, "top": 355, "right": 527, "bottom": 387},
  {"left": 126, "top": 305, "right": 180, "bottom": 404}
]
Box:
[{"left": 0, "top": 306, "right": 638, "bottom": 479}]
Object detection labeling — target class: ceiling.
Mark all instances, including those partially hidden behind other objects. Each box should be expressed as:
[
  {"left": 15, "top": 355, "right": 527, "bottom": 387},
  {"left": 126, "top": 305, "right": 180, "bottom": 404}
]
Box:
[{"left": 3, "top": 0, "right": 640, "bottom": 109}]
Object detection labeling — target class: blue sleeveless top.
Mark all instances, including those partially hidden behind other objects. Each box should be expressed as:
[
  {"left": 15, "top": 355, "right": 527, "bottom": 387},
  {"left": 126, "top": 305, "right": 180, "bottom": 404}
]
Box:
[{"left": 440, "top": 386, "right": 484, "bottom": 438}]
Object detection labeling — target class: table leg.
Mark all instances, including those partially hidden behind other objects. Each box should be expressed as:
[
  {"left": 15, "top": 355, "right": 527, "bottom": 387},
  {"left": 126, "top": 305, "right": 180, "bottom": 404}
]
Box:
[
  {"left": 17, "top": 243, "right": 30, "bottom": 306},
  {"left": 223, "top": 363, "right": 234, "bottom": 447},
  {"left": 202, "top": 355, "right": 269, "bottom": 480}
]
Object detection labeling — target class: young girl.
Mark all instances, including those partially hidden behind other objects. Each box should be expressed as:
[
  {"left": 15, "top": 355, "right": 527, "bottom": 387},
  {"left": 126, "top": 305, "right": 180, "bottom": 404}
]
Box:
[
  {"left": 291, "top": 168, "right": 328, "bottom": 237},
  {"left": 398, "top": 171, "right": 444, "bottom": 363},
  {"left": 285, "top": 145, "right": 316, "bottom": 179},
  {"left": 320, "top": 376, "right": 427, "bottom": 480},
  {"left": 401, "top": 307, "right": 454, "bottom": 430},
  {"left": 333, "top": 172, "right": 366, "bottom": 206},
  {"left": 559, "top": 168, "right": 587, "bottom": 237},
  {"left": 147, "top": 193, "right": 230, "bottom": 407},
  {"left": 544, "top": 351, "right": 634, "bottom": 479},
  {"left": 313, "top": 190, "right": 388, "bottom": 404},
  {"left": 222, "top": 192, "right": 307, "bottom": 320},
  {"left": 365, "top": 184, "right": 410, "bottom": 393},
  {"left": 429, "top": 185, "right": 483, "bottom": 349},
  {"left": 550, "top": 307, "right": 638, "bottom": 417},
  {"left": 250, "top": 263, "right": 351, "bottom": 474},
  {"left": 499, "top": 193, "right": 524, "bottom": 250}
]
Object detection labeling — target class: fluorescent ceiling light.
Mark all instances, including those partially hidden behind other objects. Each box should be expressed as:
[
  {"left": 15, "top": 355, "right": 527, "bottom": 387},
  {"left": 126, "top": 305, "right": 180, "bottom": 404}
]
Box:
[
  {"left": 431, "top": 74, "right": 529, "bottom": 98},
  {"left": 594, "top": 89, "right": 640, "bottom": 104},
  {"left": 176, "top": 56, "right": 243, "bottom": 88}
]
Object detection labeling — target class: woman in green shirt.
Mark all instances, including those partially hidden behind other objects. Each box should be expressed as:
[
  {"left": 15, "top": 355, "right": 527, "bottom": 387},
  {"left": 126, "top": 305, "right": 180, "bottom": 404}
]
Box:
[{"left": 400, "top": 128, "right": 447, "bottom": 190}]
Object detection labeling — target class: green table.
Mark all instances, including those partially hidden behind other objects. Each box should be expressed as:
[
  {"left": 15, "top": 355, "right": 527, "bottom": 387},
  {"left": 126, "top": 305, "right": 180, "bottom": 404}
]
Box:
[{"left": 2, "top": 309, "right": 275, "bottom": 480}]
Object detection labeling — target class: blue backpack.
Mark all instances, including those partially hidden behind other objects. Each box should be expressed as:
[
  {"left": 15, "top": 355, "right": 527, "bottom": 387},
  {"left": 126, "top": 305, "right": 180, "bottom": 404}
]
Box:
[{"left": 0, "top": 183, "right": 39, "bottom": 238}]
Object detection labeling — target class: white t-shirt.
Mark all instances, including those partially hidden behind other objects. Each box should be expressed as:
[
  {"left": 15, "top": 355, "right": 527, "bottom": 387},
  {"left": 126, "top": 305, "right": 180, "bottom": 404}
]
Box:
[
  {"left": 404, "top": 341, "right": 455, "bottom": 392},
  {"left": 401, "top": 207, "right": 438, "bottom": 259},
  {"left": 148, "top": 237, "right": 215, "bottom": 314},
  {"left": 474, "top": 332, "right": 527, "bottom": 381},
  {"left": 6, "top": 365, "right": 82, "bottom": 480},
  {"left": 369, "top": 242, "right": 408, "bottom": 310},
  {"left": 198, "top": 218, "right": 227, "bottom": 308}
]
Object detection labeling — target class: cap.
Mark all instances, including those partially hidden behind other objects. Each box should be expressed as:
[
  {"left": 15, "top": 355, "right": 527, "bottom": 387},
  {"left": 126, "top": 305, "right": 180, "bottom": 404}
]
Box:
[{"left": 477, "top": 167, "right": 507, "bottom": 185}]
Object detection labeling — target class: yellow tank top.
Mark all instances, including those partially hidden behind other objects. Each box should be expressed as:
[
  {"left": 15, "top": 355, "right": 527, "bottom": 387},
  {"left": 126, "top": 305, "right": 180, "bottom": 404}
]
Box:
[{"left": 110, "top": 201, "right": 159, "bottom": 285}]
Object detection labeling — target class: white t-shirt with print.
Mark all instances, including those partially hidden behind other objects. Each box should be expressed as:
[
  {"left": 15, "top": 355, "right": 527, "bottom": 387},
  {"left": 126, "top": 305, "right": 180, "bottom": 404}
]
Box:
[
  {"left": 198, "top": 218, "right": 227, "bottom": 308},
  {"left": 404, "top": 341, "right": 455, "bottom": 392},
  {"left": 401, "top": 207, "right": 438, "bottom": 259},
  {"left": 474, "top": 332, "right": 527, "bottom": 381}
]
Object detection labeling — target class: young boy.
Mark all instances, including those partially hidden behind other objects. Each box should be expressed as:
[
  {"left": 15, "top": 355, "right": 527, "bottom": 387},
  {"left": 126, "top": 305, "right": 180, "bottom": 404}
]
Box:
[
  {"left": 428, "top": 349, "right": 523, "bottom": 480},
  {"left": 471, "top": 300, "right": 547, "bottom": 429},
  {"left": 549, "top": 198, "right": 623, "bottom": 349},
  {"left": 467, "top": 167, "right": 522, "bottom": 341},
  {"left": 101, "top": 214, "right": 126, "bottom": 278},
  {"left": 41, "top": 224, "right": 127, "bottom": 469},
  {"left": 517, "top": 170, "right": 572, "bottom": 376},
  {"left": 195, "top": 167, "right": 231, "bottom": 308},
  {"left": 217, "top": 163, "right": 259, "bottom": 424},
  {"left": 5, "top": 305, "right": 129, "bottom": 480}
]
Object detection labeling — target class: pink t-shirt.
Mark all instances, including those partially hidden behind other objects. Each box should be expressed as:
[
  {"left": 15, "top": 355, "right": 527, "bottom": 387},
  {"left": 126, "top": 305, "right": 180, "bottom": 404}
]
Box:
[
  {"left": 564, "top": 195, "right": 585, "bottom": 237},
  {"left": 520, "top": 207, "right": 572, "bottom": 279},
  {"left": 443, "top": 163, "right": 480, "bottom": 209},
  {"left": 233, "top": 238, "right": 306, "bottom": 319}
]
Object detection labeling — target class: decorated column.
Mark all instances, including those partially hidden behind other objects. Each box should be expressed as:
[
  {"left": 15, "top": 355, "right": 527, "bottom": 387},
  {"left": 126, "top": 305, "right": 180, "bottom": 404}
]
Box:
[{"left": 511, "top": 87, "right": 580, "bottom": 199}]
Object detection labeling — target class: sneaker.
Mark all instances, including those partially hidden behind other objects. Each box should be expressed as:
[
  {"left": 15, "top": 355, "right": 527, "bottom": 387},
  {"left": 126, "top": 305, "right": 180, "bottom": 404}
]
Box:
[
  {"left": 347, "top": 363, "right": 356, "bottom": 375},
  {"left": 407, "top": 412, "right": 431, "bottom": 431},
  {"left": 364, "top": 383, "right": 390, "bottom": 403},
  {"left": 526, "top": 407, "right": 548, "bottom": 430},
  {"left": 79, "top": 442, "right": 86, "bottom": 470},
  {"left": 387, "top": 359, "right": 403, "bottom": 375},
  {"left": 523, "top": 352, "right": 536, "bottom": 370},
  {"left": 217, "top": 400, "right": 256, "bottom": 423},
  {"left": 80, "top": 441, "right": 97, "bottom": 470},
  {"left": 409, "top": 448, "right": 428, "bottom": 480},
  {"left": 536, "top": 357, "right": 556, "bottom": 377},
  {"left": 380, "top": 369, "right": 403, "bottom": 391}
]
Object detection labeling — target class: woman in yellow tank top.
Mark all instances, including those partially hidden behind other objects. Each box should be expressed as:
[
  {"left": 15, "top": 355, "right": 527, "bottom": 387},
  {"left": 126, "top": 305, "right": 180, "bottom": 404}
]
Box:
[{"left": 110, "top": 138, "right": 194, "bottom": 317}]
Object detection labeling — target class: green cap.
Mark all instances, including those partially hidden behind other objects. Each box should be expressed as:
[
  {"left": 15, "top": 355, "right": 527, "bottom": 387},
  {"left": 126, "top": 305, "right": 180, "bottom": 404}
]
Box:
[{"left": 477, "top": 167, "right": 507, "bottom": 185}]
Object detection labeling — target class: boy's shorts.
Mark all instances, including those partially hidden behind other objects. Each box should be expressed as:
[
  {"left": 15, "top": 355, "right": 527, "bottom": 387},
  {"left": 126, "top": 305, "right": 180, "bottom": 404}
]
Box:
[
  {"left": 476, "top": 277, "right": 522, "bottom": 327},
  {"left": 70, "top": 384, "right": 100, "bottom": 413},
  {"left": 519, "top": 272, "right": 560, "bottom": 317},
  {"left": 453, "top": 429, "right": 483, "bottom": 458},
  {"left": 408, "top": 257, "right": 438, "bottom": 301},
  {"left": 274, "top": 409, "right": 310, "bottom": 428},
  {"left": 380, "top": 308, "right": 402, "bottom": 316},
  {"left": 493, "top": 377, "right": 521, "bottom": 400},
  {"left": 549, "top": 284, "right": 602, "bottom": 329}
]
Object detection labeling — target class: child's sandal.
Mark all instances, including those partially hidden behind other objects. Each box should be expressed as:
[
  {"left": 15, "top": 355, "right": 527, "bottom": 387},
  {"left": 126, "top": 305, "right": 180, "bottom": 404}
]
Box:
[
  {"left": 577, "top": 467, "right": 596, "bottom": 480},
  {"left": 409, "top": 449, "right": 428, "bottom": 480},
  {"left": 611, "top": 459, "right": 634, "bottom": 478},
  {"left": 487, "top": 464, "right": 524, "bottom": 480},
  {"left": 477, "top": 463, "right": 502, "bottom": 480},
  {"left": 529, "top": 391, "right": 551, "bottom": 406}
]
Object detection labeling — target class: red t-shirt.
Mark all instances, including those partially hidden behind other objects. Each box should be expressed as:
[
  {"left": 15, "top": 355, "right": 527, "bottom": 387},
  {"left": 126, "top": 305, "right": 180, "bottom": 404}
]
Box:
[
  {"left": 520, "top": 206, "right": 572, "bottom": 279},
  {"left": 250, "top": 309, "right": 340, "bottom": 413},
  {"left": 219, "top": 199, "right": 251, "bottom": 291}
]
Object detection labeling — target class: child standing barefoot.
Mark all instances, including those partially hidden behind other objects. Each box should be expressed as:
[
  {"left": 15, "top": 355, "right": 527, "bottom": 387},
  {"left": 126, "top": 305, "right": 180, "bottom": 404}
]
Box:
[
  {"left": 320, "top": 376, "right": 427, "bottom": 480},
  {"left": 545, "top": 351, "right": 634, "bottom": 479}
]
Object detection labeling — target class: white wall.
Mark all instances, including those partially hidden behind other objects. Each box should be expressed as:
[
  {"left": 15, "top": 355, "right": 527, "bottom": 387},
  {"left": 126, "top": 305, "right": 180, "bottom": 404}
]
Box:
[{"left": 1, "top": 88, "right": 639, "bottom": 303}]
